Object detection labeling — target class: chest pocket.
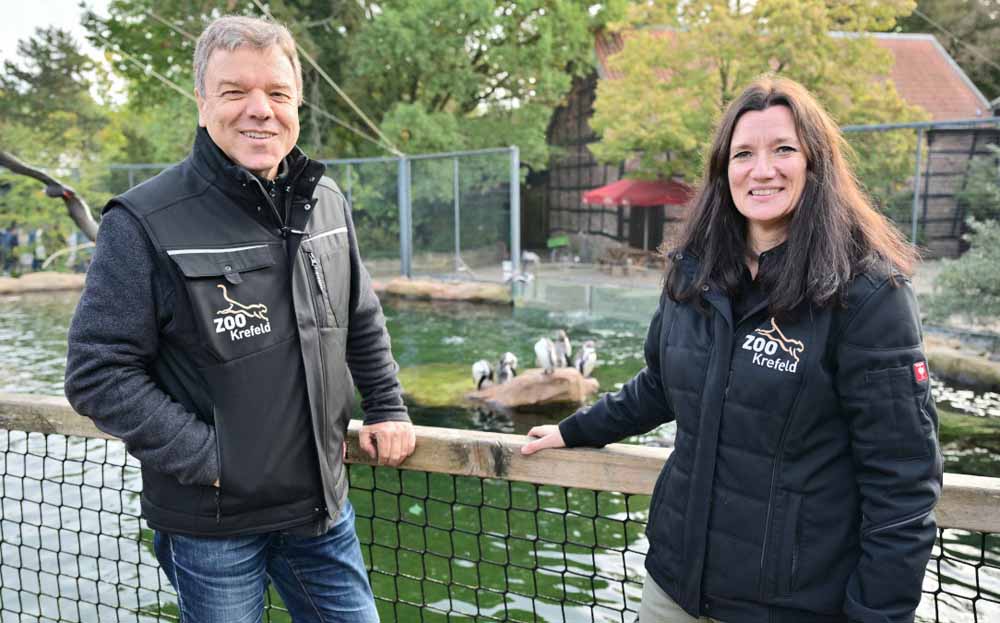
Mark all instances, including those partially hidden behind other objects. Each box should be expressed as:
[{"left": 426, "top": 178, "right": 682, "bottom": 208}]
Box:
[
  {"left": 300, "top": 226, "right": 350, "bottom": 329},
  {"left": 167, "top": 244, "right": 295, "bottom": 362}
]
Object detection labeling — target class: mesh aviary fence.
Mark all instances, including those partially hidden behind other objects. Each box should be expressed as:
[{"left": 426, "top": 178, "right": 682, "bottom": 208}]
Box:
[
  {"left": 108, "top": 146, "right": 521, "bottom": 282},
  {"left": 2, "top": 398, "right": 999, "bottom": 622}
]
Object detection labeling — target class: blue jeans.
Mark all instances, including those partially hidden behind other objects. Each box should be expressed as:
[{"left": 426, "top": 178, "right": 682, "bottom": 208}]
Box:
[{"left": 153, "top": 499, "right": 378, "bottom": 622}]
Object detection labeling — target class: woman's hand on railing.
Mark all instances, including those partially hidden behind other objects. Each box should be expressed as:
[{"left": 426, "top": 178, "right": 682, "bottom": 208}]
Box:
[{"left": 521, "top": 425, "right": 566, "bottom": 455}]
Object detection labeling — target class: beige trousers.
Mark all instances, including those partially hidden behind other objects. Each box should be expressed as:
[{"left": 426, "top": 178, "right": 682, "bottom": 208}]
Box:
[{"left": 637, "top": 576, "right": 722, "bottom": 623}]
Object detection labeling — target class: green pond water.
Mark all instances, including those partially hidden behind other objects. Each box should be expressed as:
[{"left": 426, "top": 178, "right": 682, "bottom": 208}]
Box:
[{"left": 1, "top": 291, "right": 998, "bottom": 622}]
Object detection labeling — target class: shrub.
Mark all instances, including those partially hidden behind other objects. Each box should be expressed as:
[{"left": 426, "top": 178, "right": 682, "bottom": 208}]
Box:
[
  {"left": 956, "top": 145, "right": 1000, "bottom": 223},
  {"left": 927, "top": 219, "right": 1000, "bottom": 323}
]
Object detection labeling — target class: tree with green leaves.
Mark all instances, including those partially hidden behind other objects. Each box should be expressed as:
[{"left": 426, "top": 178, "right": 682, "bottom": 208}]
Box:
[
  {"left": 81, "top": 0, "right": 628, "bottom": 262},
  {"left": 0, "top": 27, "right": 117, "bottom": 262},
  {"left": 85, "top": 0, "right": 626, "bottom": 167},
  {"left": 590, "top": 0, "right": 928, "bottom": 197}
]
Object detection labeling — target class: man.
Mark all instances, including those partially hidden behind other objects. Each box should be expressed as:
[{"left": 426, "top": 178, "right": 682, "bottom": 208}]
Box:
[{"left": 65, "top": 16, "right": 414, "bottom": 622}]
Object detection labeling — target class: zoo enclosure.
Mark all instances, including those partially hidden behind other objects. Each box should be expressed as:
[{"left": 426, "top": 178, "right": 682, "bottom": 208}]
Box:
[
  {"left": 1, "top": 393, "right": 999, "bottom": 623},
  {"left": 109, "top": 146, "right": 522, "bottom": 281},
  {"left": 545, "top": 116, "right": 1000, "bottom": 260},
  {"left": 841, "top": 117, "right": 1000, "bottom": 257}
]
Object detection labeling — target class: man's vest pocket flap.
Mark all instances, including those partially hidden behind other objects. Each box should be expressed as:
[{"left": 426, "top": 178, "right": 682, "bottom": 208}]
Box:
[{"left": 167, "top": 244, "right": 275, "bottom": 282}]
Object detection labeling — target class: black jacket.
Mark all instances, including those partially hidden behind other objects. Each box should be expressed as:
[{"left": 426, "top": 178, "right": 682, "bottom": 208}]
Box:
[
  {"left": 560, "top": 253, "right": 942, "bottom": 623},
  {"left": 66, "top": 128, "right": 408, "bottom": 535}
]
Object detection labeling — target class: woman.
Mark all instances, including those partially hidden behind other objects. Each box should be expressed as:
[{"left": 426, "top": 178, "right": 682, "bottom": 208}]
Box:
[{"left": 521, "top": 77, "right": 942, "bottom": 623}]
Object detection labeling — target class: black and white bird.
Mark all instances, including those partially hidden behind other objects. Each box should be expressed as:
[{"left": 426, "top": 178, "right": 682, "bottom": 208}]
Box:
[
  {"left": 554, "top": 329, "right": 572, "bottom": 367},
  {"left": 534, "top": 337, "right": 558, "bottom": 374},
  {"left": 497, "top": 352, "right": 518, "bottom": 384},
  {"left": 472, "top": 359, "right": 495, "bottom": 389},
  {"left": 574, "top": 340, "right": 597, "bottom": 378}
]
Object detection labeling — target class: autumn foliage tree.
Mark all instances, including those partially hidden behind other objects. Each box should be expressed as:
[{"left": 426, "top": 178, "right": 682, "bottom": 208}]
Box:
[{"left": 590, "top": 0, "right": 929, "bottom": 198}]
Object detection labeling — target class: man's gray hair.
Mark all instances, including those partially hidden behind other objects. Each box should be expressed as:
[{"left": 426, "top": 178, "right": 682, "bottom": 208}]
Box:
[{"left": 194, "top": 16, "right": 302, "bottom": 103}]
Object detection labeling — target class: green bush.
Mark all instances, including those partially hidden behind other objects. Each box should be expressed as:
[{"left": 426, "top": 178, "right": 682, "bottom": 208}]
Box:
[
  {"left": 927, "top": 219, "right": 1000, "bottom": 323},
  {"left": 956, "top": 145, "right": 1000, "bottom": 223}
]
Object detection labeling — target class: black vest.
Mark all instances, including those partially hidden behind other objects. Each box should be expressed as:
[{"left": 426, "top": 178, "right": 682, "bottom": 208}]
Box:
[{"left": 114, "top": 129, "right": 356, "bottom": 536}]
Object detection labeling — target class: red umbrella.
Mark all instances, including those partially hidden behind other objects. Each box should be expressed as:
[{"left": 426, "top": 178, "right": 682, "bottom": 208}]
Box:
[
  {"left": 582, "top": 178, "right": 692, "bottom": 250},
  {"left": 582, "top": 178, "right": 692, "bottom": 207}
]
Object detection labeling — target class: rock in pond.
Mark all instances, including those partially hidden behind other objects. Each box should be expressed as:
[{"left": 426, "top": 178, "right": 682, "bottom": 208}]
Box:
[{"left": 468, "top": 367, "right": 599, "bottom": 412}]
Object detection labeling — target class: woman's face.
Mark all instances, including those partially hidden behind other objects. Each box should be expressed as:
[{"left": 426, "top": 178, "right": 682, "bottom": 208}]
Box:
[{"left": 727, "top": 105, "right": 807, "bottom": 240}]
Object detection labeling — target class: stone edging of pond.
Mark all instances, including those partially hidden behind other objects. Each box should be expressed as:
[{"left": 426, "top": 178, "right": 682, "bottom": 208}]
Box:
[
  {"left": 925, "top": 335, "right": 1000, "bottom": 393},
  {"left": 0, "top": 272, "right": 86, "bottom": 294},
  {"left": 371, "top": 277, "right": 512, "bottom": 305}
]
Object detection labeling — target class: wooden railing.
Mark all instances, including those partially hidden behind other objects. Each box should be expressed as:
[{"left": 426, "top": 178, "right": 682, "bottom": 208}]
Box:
[
  {"left": 2, "top": 391, "right": 1000, "bottom": 623},
  {"left": 1, "top": 392, "right": 998, "bottom": 532}
]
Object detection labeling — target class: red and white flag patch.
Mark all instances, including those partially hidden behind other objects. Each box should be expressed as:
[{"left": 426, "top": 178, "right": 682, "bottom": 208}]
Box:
[{"left": 913, "top": 361, "right": 929, "bottom": 383}]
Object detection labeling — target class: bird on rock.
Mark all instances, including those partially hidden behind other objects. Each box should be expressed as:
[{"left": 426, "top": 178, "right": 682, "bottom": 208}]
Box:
[
  {"left": 497, "top": 352, "right": 518, "bottom": 384},
  {"left": 472, "top": 359, "right": 494, "bottom": 389},
  {"left": 574, "top": 340, "right": 597, "bottom": 378},
  {"left": 554, "top": 329, "right": 572, "bottom": 367},
  {"left": 534, "top": 337, "right": 558, "bottom": 374}
]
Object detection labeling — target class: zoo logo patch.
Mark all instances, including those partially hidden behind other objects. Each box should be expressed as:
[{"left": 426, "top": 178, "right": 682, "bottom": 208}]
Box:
[
  {"left": 213, "top": 284, "right": 271, "bottom": 342},
  {"left": 740, "top": 318, "right": 805, "bottom": 374}
]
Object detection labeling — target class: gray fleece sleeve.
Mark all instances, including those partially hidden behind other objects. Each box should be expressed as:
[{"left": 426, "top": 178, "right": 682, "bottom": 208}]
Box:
[
  {"left": 64, "top": 207, "right": 219, "bottom": 486},
  {"left": 342, "top": 204, "right": 409, "bottom": 425}
]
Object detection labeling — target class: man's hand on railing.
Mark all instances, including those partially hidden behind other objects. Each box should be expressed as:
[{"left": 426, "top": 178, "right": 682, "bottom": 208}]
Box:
[
  {"left": 520, "top": 425, "right": 566, "bottom": 455},
  {"left": 359, "top": 420, "right": 416, "bottom": 467}
]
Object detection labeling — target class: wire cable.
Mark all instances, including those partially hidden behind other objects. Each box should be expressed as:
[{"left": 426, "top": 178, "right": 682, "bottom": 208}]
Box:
[
  {"left": 137, "top": 10, "right": 391, "bottom": 152},
  {"left": 249, "top": 0, "right": 404, "bottom": 156},
  {"left": 146, "top": 9, "right": 197, "bottom": 42},
  {"left": 96, "top": 34, "right": 196, "bottom": 102},
  {"left": 912, "top": 7, "right": 1000, "bottom": 78}
]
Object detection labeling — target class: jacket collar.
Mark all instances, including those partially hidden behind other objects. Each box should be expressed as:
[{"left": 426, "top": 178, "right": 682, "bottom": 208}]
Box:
[{"left": 189, "top": 126, "right": 327, "bottom": 220}]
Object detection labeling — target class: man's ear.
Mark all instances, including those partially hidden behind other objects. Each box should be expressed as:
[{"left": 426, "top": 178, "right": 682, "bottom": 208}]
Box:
[{"left": 195, "top": 89, "right": 207, "bottom": 127}]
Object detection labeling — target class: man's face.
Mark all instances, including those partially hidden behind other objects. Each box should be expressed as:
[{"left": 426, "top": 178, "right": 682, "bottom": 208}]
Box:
[{"left": 196, "top": 45, "right": 300, "bottom": 180}]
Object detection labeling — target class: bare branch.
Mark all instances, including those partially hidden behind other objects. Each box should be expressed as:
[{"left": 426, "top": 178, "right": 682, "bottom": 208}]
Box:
[{"left": 0, "top": 150, "right": 100, "bottom": 241}]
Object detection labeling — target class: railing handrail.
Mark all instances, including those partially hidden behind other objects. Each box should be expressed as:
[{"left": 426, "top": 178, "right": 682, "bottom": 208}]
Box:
[{"left": 2, "top": 392, "right": 998, "bottom": 533}]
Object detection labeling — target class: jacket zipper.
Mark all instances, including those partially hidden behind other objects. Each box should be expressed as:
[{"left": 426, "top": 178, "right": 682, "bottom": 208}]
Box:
[
  {"left": 213, "top": 406, "right": 222, "bottom": 526},
  {"left": 308, "top": 251, "right": 336, "bottom": 326},
  {"left": 757, "top": 383, "right": 808, "bottom": 598},
  {"left": 302, "top": 251, "right": 331, "bottom": 474},
  {"left": 246, "top": 175, "right": 284, "bottom": 229}
]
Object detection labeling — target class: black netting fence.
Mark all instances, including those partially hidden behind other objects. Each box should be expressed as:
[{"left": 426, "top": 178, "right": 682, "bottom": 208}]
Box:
[{"left": 2, "top": 428, "right": 998, "bottom": 622}]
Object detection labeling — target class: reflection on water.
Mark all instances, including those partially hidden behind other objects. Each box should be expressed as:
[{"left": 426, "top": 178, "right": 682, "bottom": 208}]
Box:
[{"left": 0, "top": 292, "right": 79, "bottom": 396}]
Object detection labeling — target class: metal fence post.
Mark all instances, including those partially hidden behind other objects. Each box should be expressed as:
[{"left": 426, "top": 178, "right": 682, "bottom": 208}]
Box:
[
  {"left": 398, "top": 156, "right": 412, "bottom": 278},
  {"left": 911, "top": 127, "right": 924, "bottom": 246},
  {"left": 345, "top": 163, "right": 353, "bottom": 206},
  {"left": 509, "top": 146, "right": 521, "bottom": 275},
  {"left": 453, "top": 158, "right": 461, "bottom": 273}
]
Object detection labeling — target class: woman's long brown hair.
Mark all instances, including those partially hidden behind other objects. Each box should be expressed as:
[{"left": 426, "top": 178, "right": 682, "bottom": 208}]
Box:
[{"left": 665, "top": 76, "right": 916, "bottom": 315}]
